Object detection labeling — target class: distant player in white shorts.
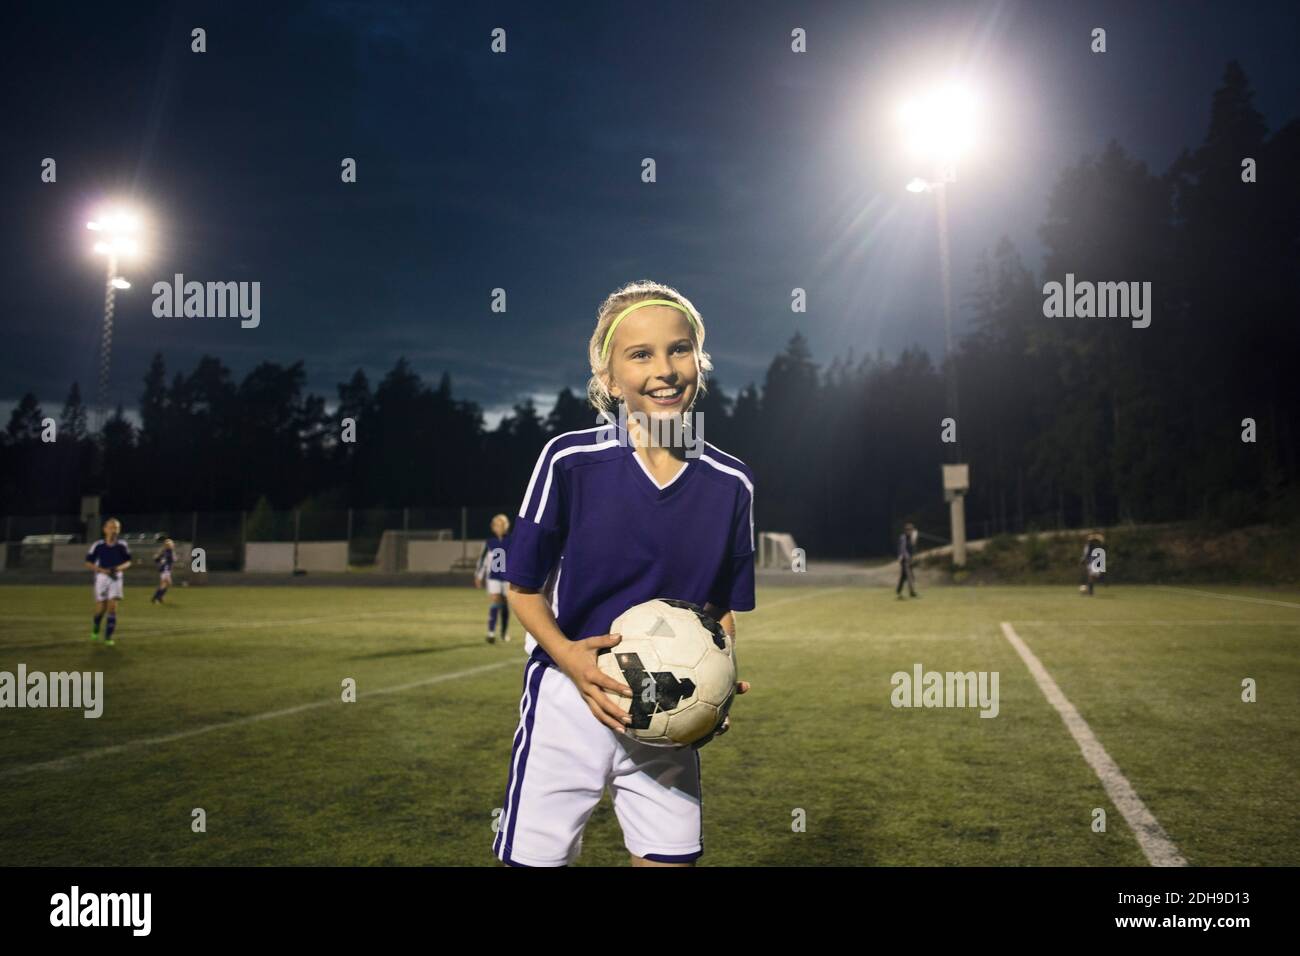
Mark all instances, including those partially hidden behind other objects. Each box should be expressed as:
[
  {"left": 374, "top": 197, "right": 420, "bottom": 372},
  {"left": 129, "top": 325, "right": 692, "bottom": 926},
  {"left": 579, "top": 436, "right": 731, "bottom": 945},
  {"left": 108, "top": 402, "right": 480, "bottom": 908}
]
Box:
[
  {"left": 493, "top": 283, "right": 754, "bottom": 867},
  {"left": 474, "top": 514, "right": 512, "bottom": 643},
  {"left": 85, "top": 518, "right": 132, "bottom": 646}
]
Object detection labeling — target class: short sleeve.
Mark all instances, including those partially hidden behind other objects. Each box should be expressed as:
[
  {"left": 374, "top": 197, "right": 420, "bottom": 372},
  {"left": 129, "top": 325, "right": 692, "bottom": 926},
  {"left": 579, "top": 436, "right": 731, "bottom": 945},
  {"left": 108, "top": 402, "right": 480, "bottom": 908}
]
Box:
[
  {"left": 121, "top": 541, "right": 131, "bottom": 556},
  {"left": 708, "top": 481, "right": 756, "bottom": 612},
  {"left": 504, "top": 449, "right": 568, "bottom": 589},
  {"left": 85, "top": 543, "right": 97, "bottom": 562}
]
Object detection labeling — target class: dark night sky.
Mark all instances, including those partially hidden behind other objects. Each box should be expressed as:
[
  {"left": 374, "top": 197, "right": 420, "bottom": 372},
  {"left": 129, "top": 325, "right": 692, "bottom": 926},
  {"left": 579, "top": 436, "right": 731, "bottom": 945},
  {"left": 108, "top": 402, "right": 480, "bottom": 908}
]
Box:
[{"left": 3, "top": 0, "right": 1297, "bottom": 425}]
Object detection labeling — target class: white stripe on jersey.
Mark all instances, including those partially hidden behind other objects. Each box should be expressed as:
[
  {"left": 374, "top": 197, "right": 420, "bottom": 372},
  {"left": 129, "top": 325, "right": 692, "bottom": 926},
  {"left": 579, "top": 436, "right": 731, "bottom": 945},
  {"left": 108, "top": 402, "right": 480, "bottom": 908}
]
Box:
[
  {"left": 531, "top": 438, "right": 621, "bottom": 523},
  {"left": 517, "top": 425, "right": 609, "bottom": 518},
  {"left": 699, "top": 452, "right": 755, "bottom": 552},
  {"left": 517, "top": 428, "right": 754, "bottom": 551}
]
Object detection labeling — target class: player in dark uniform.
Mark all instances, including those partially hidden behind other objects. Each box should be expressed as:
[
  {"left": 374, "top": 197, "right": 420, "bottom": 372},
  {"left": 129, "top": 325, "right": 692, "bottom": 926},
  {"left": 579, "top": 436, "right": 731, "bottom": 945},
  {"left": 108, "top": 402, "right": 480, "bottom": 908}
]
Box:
[
  {"left": 1080, "top": 530, "right": 1105, "bottom": 595},
  {"left": 84, "top": 517, "right": 132, "bottom": 646},
  {"left": 152, "top": 538, "right": 176, "bottom": 604},
  {"left": 475, "top": 515, "right": 512, "bottom": 643},
  {"left": 896, "top": 522, "right": 918, "bottom": 599}
]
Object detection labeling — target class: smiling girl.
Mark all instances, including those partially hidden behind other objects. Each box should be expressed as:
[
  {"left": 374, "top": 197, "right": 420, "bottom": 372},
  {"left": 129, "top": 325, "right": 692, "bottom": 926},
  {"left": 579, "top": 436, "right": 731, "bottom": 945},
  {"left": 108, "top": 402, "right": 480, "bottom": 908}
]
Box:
[{"left": 492, "top": 280, "right": 755, "bottom": 867}]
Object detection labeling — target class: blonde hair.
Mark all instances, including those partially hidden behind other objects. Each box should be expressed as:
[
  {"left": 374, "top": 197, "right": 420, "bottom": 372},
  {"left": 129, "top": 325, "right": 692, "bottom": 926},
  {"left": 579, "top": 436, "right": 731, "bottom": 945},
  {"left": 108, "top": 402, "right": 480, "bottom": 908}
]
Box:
[
  {"left": 490, "top": 514, "right": 510, "bottom": 536},
  {"left": 586, "top": 280, "right": 712, "bottom": 419}
]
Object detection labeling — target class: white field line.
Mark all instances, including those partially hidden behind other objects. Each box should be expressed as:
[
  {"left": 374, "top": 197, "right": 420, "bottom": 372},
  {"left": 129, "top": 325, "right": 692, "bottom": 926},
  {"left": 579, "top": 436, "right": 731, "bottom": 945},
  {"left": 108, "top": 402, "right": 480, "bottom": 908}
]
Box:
[
  {"left": 0, "top": 659, "right": 518, "bottom": 780},
  {"left": 999, "top": 621, "right": 1187, "bottom": 867},
  {"left": 5, "top": 585, "right": 849, "bottom": 635},
  {"left": 733, "top": 588, "right": 851, "bottom": 641},
  {"left": 1153, "top": 586, "right": 1300, "bottom": 610},
  {"left": 0, "top": 614, "right": 391, "bottom": 625},
  {"left": 1013, "top": 620, "right": 1300, "bottom": 627},
  {"left": 749, "top": 587, "right": 849, "bottom": 613},
  {"left": 0, "top": 609, "right": 461, "bottom": 649},
  {"left": 2, "top": 617, "right": 102, "bottom": 622}
]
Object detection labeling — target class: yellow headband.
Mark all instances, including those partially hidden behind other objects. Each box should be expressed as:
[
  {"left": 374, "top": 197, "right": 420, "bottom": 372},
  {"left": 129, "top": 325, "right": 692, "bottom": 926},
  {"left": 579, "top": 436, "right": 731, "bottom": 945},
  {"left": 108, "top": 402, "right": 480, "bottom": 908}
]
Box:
[{"left": 600, "top": 298, "right": 700, "bottom": 362}]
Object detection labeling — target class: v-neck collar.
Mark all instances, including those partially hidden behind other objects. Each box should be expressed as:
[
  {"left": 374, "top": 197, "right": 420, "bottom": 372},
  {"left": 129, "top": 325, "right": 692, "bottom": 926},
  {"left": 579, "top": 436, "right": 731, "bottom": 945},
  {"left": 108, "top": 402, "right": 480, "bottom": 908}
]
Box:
[{"left": 615, "top": 420, "right": 696, "bottom": 499}]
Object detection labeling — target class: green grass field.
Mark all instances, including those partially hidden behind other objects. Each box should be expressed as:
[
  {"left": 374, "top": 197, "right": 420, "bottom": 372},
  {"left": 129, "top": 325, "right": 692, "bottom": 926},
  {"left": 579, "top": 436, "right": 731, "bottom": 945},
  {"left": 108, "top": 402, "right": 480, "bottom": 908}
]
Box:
[{"left": 1, "top": 583, "right": 1296, "bottom": 866}]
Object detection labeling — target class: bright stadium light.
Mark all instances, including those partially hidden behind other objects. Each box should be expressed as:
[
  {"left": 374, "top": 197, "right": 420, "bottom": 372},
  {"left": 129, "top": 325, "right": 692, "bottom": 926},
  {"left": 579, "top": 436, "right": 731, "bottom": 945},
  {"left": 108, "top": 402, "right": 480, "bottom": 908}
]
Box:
[
  {"left": 88, "top": 210, "right": 144, "bottom": 257},
  {"left": 898, "top": 82, "right": 979, "bottom": 168},
  {"left": 897, "top": 82, "right": 979, "bottom": 567},
  {"left": 86, "top": 205, "right": 148, "bottom": 428}
]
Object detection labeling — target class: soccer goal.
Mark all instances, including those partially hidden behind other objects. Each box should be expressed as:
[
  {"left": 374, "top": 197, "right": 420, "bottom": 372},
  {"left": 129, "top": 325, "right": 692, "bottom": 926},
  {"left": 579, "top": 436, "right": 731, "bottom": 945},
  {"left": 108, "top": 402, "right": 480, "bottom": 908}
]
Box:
[
  {"left": 758, "top": 532, "right": 798, "bottom": 570},
  {"left": 375, "top": 529, "right": 459, "bottom": 572}
]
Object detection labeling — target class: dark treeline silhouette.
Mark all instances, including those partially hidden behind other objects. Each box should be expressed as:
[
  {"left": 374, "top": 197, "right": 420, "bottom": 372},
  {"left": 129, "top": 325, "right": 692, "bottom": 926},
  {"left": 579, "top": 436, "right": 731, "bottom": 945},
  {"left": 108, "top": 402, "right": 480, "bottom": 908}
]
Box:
[{"left": 2, "top": 63, "right": 1296, "bottom": 558}]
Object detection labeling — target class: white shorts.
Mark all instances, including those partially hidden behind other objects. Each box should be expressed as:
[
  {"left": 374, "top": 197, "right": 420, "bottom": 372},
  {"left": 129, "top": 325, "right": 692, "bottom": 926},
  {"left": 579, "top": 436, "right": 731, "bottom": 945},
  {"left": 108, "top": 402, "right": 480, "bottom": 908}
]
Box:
[
  {"left": 485, "top": 578, "right": 506, "bottom": 596},
  {"left": 492, "top": 658, "right": 703, "bottom": 867},
  {"left": 94, "top": 572, "right": 124, "bottom": 602},
  {"left": 159, "top": 570, "right": 172, "bottom": 585}
]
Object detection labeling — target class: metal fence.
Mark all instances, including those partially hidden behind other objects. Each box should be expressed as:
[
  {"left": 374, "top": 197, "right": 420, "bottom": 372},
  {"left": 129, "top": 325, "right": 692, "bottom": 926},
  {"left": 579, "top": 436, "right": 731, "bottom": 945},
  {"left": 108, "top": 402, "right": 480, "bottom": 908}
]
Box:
[{"left": 1, "top": 506, "right": 507, "bottom": 571}]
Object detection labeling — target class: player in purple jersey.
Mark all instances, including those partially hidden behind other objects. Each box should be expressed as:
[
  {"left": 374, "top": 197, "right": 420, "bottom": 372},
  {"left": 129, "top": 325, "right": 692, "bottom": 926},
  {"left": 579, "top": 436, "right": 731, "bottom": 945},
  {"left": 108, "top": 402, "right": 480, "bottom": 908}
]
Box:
[
  {"left": 492, "top": 280, "right": 754, "bottom": 868},
  {"left": 151, "top": 538, "right": 176, "bottom": 604},
  {"left": 84, "top": 517, "right": 132, "bottom": 646},
  {"left": 474, "top": 514, "right": 512, "bottom": 643}
]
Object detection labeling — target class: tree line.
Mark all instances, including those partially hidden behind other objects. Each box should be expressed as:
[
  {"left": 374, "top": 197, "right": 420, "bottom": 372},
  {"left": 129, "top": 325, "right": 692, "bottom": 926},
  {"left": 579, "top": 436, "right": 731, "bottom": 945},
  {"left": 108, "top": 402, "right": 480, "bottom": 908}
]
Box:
[{"left": 2, "top": 63, "right": 1296, "bottom": 557}]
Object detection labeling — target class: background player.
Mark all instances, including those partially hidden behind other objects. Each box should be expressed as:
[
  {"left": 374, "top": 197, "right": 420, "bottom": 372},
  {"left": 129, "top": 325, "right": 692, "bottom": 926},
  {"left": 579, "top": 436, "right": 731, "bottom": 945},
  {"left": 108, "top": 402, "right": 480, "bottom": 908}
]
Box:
[
  {"left": 474, "top": 514, "right": 512, "bottom": 643},
  {"left": 151, "top": 538, "right": 176, "bottom": 604},
  {"left": 84, "top": 517, "right": 131, "bottom": 646},
  {"left": 492, "top": 281, "right": 754, "bottom": 868},
  {"left": 1080, "top": 529, "right": 1105, "bottom": 595},
  {"left": 896, "top": 521, "right": 919, "bottom": 599}
]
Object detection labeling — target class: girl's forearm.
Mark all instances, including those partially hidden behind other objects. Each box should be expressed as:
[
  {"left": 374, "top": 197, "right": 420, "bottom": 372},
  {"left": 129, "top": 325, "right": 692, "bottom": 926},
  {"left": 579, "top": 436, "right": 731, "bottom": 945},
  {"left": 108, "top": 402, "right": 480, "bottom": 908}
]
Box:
[{"left": 507, "top": 586, "right": 572, "bottom": 660}]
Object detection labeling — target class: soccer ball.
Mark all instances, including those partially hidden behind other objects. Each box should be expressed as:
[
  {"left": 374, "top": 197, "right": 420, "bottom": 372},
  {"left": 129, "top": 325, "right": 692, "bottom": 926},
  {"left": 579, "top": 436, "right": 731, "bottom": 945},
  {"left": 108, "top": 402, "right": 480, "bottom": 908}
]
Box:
[{"left": 597, "top": 598, "right": 737, "bottom": 748}]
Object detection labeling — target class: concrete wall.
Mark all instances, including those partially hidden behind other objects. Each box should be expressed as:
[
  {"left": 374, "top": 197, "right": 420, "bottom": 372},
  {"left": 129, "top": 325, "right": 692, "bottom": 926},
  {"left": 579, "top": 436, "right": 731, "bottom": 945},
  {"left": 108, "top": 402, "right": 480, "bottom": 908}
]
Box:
[
  {"left": 52, "top": 544, "right": 90, "bottom": 572},
  {"left": 53, "top": 541, "right": 192, "bottom": 574},
  {"left": 244, "top": 542, "right": 296, "bottom": 573},
  {"left": 295, "top": 541, "right": 348, "bottom": 572},
  {"left": 408, "top": 539, "right": 482, "bottom": 573}
]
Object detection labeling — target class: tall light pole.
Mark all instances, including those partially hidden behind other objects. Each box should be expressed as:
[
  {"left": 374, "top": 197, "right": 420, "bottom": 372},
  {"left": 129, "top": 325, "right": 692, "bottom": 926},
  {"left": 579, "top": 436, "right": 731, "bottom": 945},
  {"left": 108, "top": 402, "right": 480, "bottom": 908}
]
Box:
[
  {"left": 901, "top": 84, "right": 977, "bottom": 565},
  {"left": 87, "top": 210, "right": 142, "bottom": 431}
]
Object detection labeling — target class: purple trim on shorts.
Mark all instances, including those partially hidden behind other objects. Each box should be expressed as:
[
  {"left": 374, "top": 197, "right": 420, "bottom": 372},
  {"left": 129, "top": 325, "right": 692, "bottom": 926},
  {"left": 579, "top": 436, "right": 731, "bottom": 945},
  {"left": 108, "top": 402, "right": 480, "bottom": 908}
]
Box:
[
  {"left": 528, "top": 645, "right": 556, "bottom": 668},
  {"left": 641, "top": 849, "right": 703, "bottom": 864},
  {"left": 493, "top": 661, "right": 536, "bottom": 857},
  {"left": 495, "top": 661, "right": 547, "bottom": 862},
  {"left": 696, "top": 748, "right": 703, "bottom": 852}
]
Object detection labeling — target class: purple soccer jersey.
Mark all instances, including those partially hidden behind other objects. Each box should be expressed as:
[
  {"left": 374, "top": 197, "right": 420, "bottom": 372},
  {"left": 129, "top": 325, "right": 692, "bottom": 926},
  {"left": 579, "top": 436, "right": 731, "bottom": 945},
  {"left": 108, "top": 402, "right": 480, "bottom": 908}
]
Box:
[
  {"left": 505, "top": 421, "right": 756, "bottom": 666},
  {"left": 477, "top": 534, "right": 511, "bottom": 581},
  {"left": 86, "top": 539, "right": 131, "bottom": 570}
]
